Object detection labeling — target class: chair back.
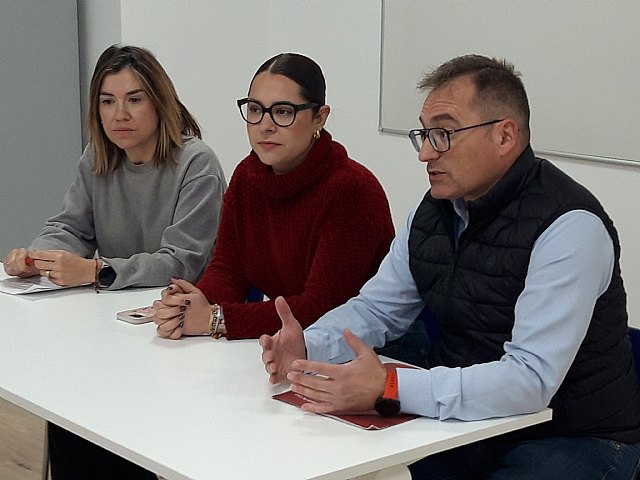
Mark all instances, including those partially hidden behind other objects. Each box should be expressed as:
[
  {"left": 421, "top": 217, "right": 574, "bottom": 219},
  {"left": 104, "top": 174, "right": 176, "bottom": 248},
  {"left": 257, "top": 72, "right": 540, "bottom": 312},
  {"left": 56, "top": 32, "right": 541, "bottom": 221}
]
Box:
[{"left": 247, "top": 287, "right": 263, "bottom": 303}]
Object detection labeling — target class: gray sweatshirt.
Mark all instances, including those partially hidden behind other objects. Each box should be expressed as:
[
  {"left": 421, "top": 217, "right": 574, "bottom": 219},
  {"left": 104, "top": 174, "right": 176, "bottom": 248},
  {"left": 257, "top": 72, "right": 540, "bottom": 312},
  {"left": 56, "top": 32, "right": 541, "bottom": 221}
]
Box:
[{"left": 30, "top": 137, "right": 226, "bottom": 289}]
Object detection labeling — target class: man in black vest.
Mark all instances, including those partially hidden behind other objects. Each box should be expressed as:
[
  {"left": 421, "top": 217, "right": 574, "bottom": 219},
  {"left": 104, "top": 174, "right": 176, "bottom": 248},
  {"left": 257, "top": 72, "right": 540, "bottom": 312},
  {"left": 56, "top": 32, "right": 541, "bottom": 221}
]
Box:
[{"left": 260, "top": 54, "right": 640, "bottom": 479}]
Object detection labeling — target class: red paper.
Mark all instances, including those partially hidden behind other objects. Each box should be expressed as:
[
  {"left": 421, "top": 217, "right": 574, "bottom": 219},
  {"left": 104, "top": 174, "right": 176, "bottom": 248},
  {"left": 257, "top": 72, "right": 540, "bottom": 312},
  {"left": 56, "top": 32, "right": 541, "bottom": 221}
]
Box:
[{"left": 273, "top": 362, "right": 420, "bottom": 430}]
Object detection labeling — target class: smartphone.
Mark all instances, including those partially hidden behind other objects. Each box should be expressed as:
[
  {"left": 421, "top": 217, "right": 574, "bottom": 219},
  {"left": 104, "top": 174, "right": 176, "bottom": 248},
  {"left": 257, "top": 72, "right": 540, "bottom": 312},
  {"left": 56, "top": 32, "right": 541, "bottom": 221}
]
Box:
[{"left": 116, "top": 306, "right": 155, "bottom": 324}]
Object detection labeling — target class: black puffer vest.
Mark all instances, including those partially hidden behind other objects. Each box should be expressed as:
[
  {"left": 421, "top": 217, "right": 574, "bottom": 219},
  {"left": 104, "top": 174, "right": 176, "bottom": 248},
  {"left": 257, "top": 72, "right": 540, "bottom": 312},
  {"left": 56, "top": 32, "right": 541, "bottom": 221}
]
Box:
[{"left": 409, "top": 146, "right": 640, "bottom": 442}]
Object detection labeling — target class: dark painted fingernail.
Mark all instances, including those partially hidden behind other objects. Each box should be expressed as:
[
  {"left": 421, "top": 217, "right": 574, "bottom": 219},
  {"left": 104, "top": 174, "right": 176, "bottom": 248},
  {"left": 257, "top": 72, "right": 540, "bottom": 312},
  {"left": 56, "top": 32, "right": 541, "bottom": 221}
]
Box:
[
  {"left": 184, "top": 299, "right": 191, "bottom": 305},
  {"left": 179, "top": 305, "right": 187, "bottom": 312},
  {"left": 178, "top": 313, "right": 185, "bottom": 320},
  {"left": 178, "top": 321, "right": 184, "bottom": 328}
]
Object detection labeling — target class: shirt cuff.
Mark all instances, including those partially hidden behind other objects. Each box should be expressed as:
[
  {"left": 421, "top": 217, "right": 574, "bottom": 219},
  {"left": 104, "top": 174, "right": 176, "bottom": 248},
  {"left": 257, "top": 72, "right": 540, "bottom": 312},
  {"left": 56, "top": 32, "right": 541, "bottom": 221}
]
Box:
[
  {"left": 398, "top": 366, "right": 462, "bottom": 419},
  {"left": 304, "top": 329, "right": 356, "bottom": 364},
  {"left": 304, "top": 330, "right": 325, "bottom": 361}
]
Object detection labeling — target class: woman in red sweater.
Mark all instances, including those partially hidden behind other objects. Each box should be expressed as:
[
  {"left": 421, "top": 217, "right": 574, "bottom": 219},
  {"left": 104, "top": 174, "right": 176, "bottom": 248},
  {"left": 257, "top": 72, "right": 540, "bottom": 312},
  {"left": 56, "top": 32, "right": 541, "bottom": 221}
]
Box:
[{"left": 153, "top": 53, "right": 394, "bottom": 340}]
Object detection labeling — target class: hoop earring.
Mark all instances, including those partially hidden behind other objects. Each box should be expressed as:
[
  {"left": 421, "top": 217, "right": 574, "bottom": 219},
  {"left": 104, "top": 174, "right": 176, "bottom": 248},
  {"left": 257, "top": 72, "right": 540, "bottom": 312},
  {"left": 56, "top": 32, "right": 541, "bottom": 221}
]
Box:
[{"left": 313, "top": 130, "right": 321, "bottom": 140}]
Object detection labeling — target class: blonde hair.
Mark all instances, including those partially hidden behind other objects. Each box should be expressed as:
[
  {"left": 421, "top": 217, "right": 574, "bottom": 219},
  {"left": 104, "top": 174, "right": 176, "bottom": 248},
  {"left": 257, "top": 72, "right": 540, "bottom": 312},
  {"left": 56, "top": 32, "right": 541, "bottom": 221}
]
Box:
[{"left": 88, "top": 45, "right": 201, "bottom": 175}]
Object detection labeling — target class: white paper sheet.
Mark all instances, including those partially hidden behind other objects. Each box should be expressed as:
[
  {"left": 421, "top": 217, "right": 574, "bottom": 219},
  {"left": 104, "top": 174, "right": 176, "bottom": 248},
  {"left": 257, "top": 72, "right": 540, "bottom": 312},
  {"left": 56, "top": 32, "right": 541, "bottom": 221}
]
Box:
[{"left": 0, "top": 263, "right": 66, "bottom": 294}]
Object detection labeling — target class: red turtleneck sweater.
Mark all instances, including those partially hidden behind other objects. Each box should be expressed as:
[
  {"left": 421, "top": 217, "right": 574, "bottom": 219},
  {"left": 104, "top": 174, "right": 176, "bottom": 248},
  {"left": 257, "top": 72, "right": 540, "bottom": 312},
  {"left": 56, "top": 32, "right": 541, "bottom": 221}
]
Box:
[{"left": 197, "top": 130, "right": 394, "bottom": 340}]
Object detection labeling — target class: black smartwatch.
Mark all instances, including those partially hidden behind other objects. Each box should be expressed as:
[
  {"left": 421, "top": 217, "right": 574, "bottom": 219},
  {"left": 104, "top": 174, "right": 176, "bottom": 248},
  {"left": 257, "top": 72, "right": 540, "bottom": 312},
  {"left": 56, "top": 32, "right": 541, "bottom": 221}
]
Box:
[
  {"left": 374, "top": 366, "right": 401, "bottom": 417},
  {"left": 97, "top": 262, "right": 117, "bottom": 288}
]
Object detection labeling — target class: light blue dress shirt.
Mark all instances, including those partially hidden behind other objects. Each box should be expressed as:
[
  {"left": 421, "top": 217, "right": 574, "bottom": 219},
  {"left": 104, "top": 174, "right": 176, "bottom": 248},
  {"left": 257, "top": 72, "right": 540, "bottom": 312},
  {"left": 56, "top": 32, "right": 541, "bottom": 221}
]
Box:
[{"left": 304, "top": 200, "right": 614, "bottom": 421}]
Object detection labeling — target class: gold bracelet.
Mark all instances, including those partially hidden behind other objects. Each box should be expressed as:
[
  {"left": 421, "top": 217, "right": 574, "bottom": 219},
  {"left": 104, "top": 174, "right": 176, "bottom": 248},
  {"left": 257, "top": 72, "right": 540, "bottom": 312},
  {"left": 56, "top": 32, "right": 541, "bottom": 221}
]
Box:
[
  {"left": 208, "top": 304, "right": 226, "bottom": 338},
  {"left": 208, "top": 304, "right": 219, "bottom": 336},
  {"left": 215, "top": 317, "right": 226, "bottom": 339}
]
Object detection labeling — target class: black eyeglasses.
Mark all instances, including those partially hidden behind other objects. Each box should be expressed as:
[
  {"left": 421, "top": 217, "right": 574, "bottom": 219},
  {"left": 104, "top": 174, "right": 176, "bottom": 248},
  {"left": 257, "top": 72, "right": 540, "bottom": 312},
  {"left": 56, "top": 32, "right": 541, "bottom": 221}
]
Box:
[
  {"left": 408, "top": 119, "right": 504, "bottom": 153},
  {"left": 237, "top": 98, "right": 318, "bottom": 127}
]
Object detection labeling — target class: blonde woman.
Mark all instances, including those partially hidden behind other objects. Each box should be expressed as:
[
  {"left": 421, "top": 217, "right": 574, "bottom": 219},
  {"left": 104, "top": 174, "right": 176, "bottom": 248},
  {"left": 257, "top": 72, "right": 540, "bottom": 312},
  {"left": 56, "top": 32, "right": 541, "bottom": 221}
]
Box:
[
  {"left": 3, "top": 44, "right": 226, "bottom": 479},
  {"left": 3, "top": 44, "right": 226, "bottom": 291}
]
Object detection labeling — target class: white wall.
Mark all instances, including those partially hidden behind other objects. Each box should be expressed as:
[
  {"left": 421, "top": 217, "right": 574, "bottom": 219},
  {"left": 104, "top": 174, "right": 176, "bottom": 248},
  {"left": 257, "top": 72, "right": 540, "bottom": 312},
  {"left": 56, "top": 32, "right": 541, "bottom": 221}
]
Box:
[
  {"left": 112, "top": 1, "right": 425, "bottom": 225},
  {"left": 79, "top": 0, "right": 640, "bottom": 326}
]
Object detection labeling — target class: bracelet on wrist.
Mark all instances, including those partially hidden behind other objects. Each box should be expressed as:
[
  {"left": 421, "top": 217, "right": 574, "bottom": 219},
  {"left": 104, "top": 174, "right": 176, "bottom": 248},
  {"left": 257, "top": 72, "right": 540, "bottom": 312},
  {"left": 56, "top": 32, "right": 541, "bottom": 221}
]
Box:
[
  {"left": 208, "top": 304, "right": 226, "bottom": 339},
  {"left": 93, "top": 258, "right": 100, "bottom": 293}
]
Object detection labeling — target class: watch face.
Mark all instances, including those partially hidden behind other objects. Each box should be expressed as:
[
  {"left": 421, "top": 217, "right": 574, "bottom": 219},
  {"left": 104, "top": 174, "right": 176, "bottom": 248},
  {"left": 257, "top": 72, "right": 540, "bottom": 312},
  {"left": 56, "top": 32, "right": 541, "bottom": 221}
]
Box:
[
  {"left": 374, "top": 397, "right": 401, "bottom": 417},
  {"left": 98, "top": 265, "right": 117, "bottom": 287}
]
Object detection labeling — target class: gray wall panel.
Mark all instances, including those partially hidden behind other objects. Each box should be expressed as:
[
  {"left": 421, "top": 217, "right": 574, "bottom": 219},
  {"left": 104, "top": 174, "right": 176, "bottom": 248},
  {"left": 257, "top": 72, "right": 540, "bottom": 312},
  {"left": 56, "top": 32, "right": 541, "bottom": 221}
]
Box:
[{"left": 0, "top": 0, "right": 82, "bottom": 255}]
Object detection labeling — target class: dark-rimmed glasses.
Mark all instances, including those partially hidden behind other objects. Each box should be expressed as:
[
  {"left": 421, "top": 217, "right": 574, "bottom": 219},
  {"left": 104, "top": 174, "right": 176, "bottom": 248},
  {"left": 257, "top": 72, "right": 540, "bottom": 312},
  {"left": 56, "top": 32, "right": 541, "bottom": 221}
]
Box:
[
  {"left": 237, "top": 98, "right": 318, "bottom": 127},
  {"left": 408, "top": 119, "right": 504, "bottom": 153}
]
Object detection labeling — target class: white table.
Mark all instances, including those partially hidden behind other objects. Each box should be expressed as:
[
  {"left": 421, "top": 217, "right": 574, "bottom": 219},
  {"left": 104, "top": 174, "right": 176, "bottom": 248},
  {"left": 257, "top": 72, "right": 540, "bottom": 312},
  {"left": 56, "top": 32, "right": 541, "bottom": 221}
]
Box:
[{"left": 0, "top": 273, "right": 551, "bottom": 480}]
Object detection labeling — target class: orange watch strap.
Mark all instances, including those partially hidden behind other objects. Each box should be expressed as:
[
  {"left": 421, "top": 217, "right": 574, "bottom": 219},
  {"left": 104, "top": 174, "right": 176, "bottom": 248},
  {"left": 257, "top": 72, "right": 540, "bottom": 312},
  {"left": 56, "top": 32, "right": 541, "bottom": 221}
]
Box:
[{"left": 382, "top": 367, "right": 399, "bottom": 401}]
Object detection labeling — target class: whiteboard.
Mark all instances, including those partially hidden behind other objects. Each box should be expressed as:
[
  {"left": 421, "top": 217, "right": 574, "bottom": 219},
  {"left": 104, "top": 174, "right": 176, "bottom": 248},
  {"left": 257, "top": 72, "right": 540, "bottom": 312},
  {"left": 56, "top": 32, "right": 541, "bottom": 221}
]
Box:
[{"left": 379, "top": 0, "right": 640, "bottom": 165}]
